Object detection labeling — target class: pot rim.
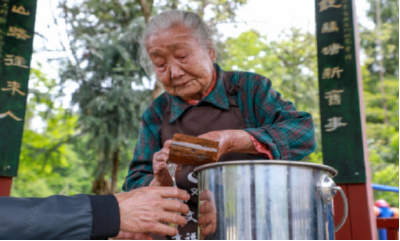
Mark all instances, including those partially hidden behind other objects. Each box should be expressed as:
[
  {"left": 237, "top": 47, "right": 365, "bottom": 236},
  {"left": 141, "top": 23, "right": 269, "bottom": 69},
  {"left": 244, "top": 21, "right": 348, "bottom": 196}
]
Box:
[{"left": 193, "top": 160, "right": 338, "bottom": 177}]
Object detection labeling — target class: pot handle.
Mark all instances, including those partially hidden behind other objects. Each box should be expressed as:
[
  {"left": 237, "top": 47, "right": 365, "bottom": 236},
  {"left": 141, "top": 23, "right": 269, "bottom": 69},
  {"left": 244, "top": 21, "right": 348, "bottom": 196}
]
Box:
[
  {"left": 317, "top": 175, "right": 348, "bottom": 232},
  {"left": 332, "top": 186, "right": 348, "bottom": 232}
]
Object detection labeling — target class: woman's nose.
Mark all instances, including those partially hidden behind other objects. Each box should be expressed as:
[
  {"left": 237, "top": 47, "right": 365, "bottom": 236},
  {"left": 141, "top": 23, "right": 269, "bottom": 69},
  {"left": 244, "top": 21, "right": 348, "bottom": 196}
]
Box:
[{"left": 170, "top": 64, "right": 185, "bottom": 79}]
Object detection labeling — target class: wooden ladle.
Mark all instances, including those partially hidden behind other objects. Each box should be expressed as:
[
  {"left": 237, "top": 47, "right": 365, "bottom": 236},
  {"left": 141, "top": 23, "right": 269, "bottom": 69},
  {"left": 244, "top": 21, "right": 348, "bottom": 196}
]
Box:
[{"left": 167, "top": 133, "right": 219, "bottom": 166}]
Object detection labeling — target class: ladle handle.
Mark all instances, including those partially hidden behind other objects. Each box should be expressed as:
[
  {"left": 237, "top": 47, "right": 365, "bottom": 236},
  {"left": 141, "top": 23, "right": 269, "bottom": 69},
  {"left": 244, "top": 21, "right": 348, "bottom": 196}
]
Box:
[
  {"left": 168, "top": 133, "right": 219, "bottom": 166},
  {"left": 333, "top": 186, "right": 348, "bottom": 232}
]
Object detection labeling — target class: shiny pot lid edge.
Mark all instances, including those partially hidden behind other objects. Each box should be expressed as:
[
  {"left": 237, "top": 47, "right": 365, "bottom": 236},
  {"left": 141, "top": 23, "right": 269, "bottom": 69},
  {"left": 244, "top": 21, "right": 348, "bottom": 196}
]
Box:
[{"left": 193, "top": 160, "right": 338, "bottom": 177}]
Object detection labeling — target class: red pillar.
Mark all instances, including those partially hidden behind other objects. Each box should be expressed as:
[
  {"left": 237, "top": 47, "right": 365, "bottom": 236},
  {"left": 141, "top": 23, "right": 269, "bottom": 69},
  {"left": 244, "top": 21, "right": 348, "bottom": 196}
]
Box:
[
  {"left": 334, "top": 183, "right": 377, "bottom": 239},
  {"left": 0, "top": 176, "right": 13, "bottom": 196}
]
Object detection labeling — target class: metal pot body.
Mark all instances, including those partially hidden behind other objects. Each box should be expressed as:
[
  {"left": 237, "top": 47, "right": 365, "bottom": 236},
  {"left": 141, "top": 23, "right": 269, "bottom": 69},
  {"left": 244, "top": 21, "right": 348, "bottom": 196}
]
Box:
[{"left": 195, "top": 160, "right": 337, "bottom": 240}]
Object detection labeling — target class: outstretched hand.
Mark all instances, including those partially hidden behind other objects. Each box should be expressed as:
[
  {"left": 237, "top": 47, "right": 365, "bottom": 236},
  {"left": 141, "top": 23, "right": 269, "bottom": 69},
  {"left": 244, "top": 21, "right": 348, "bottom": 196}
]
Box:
[{"left": 114, "top": 187, "right": 190, "bottom": 236}]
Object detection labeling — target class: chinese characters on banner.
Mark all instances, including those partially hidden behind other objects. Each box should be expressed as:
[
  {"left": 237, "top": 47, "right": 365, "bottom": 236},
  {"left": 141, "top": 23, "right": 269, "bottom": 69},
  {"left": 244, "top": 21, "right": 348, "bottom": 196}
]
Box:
[
  {"left": 0, "top": 0, "right": 37, "bottom": 176},
  {"left": 315, "top": 0, "right": 366, "bottom": 183}
]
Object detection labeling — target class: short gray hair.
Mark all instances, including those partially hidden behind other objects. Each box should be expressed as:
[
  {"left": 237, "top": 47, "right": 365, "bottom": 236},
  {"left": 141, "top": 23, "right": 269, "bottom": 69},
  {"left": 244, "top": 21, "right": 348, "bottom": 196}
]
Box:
[{"left": 139, "top": 10, "right": 215, "bottom": 76}]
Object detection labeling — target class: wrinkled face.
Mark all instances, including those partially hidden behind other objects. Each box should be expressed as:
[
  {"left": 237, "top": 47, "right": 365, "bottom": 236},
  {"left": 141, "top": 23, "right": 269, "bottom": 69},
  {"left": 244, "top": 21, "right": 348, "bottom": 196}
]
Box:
[{"left": 146, "top": 25, "right": 216, "bottom": 101}]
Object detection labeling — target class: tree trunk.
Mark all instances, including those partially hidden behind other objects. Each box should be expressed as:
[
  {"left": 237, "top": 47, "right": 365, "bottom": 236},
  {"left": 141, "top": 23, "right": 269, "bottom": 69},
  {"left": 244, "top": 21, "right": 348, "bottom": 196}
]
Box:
[
  {"left": 92, "top": 174, "right": 111, "bottom": 195},
  {"left": 111, "top": 148, "right": 119, "bottom": 194},
  {"left": 138, "top": 0, "right": 153, "bottom": 24},
  {"left": 92, "top": 152, "right": 111, "bottom": 195},
  {"left": 376, "top": 0, "right": 389, "bottom": 125}
]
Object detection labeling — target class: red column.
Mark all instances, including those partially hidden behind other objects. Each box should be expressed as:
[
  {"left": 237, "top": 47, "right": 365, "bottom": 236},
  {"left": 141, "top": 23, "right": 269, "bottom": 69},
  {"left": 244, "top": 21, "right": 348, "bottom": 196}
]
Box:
[
  {"left": 0, "top": 176, "right": 13, "bottom": 196},
  {"left": 334, "top": 183, "right": 377, "bottom": 239}
]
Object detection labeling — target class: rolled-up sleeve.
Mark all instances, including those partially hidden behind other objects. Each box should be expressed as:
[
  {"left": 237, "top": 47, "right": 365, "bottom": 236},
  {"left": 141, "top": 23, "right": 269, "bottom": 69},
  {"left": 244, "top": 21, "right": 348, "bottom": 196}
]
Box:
[{"left": 242, "top": 75, "right": 316, "bottom": 160}]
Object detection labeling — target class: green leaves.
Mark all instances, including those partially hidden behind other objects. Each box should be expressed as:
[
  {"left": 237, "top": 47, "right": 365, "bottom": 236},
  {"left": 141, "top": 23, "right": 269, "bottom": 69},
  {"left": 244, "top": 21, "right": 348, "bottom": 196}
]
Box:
[
  {"left": 55, "top": 0, "right": 152, "bottom": 193},
  {"left": 221, "top": 28, "right": 318, "bottom": 113},
  {"left": 361, "top": 0, "right": 399, "bottom": 75},
  {"left": 360, "top": 0, "right": 399, "bottom": 206},
  {"left": 12, "top": 68, "right": 92, "bottom": 197}
]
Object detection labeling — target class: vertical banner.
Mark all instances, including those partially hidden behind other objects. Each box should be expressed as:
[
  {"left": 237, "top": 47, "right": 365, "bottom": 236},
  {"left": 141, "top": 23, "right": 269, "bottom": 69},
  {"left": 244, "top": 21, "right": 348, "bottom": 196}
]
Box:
[
  {"left": 0, "top": 0, "right": 37, "bottom": 176},
  {"left": 315, "top": 0, "right": 367, "bottom": 184}
]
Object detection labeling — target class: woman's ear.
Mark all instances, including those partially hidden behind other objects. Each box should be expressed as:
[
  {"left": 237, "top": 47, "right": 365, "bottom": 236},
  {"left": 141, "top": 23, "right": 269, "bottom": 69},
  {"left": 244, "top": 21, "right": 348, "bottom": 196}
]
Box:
[
  {"left": 206, "top": 39, "right": 216, "bottom": 62},
  {"left": 208, "top": 48, "right": 216, "bottom": 62}
]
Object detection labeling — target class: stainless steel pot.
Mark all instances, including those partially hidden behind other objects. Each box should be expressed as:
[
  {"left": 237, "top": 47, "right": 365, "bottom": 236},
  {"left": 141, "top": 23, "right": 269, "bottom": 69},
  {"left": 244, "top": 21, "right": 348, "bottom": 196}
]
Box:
[{"left": 194, "top": 160, "right": 348, "bottom": 240}]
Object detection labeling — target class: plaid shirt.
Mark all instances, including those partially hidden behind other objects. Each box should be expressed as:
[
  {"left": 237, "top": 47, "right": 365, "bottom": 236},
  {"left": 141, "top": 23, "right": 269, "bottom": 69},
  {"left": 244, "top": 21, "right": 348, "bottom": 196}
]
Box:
[{"left": 123, "top": 64, "right": 316, "bottom": 190}]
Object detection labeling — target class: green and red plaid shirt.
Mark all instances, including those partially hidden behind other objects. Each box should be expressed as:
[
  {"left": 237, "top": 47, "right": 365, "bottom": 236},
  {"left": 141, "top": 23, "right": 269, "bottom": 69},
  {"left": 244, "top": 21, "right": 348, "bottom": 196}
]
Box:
[{"left": 123, "top": 64, "right": 316, "bottom": 191}]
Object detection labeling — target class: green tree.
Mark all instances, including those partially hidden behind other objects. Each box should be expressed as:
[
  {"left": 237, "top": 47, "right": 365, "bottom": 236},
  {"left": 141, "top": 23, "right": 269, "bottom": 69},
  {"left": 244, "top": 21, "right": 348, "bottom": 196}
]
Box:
[
  {"left": 360, "top": 0, "right": 399, "bottom": 125},
  {"left": 221, "top": 28, "right": 322, "bottom": 163},
  {"left": 361, "top": 0, "right": 398, "bottom": 76},
  {"left": 221, "top": 28, "right": 318, "bottom": 115},
  {"left": 58, "top": 1, "right": 151, "bottom": 194},
  {"left": 363, "top": 66, "right": 399, "bottom": 206},
  {"left": 360, "top": 0, "right": 399, "bottom": 207},
  {"left": 12, "top": 68, "right": 92, "bottom": 197}
]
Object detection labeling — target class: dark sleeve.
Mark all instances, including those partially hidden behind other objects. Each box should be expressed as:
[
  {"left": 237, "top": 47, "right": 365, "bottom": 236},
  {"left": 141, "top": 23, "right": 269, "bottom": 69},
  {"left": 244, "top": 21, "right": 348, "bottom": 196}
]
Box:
[
  {"left": 88, "top": 194, "right": 120, "bottom": 239},
  {"left": 0, "top": 194, "right": 93, "bottom": 239},
  {"left": 0, "top": 194, "right": 120, "bottom": 240}
]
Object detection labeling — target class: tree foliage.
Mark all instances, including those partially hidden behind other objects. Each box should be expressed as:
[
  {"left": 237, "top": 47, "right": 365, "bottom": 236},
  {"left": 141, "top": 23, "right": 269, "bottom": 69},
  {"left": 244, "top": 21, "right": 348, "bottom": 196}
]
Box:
[
  {"left": 361, "top": 0, "right": 399, "bottom": 207},
  {"left": 221, "top": 28, "right": 318, "bottom": 112},
  {"left": 12, "top": 68, "right": 92, "bottom": 197},
  {"left": 360, "top": 0, "right": 398, "bottom": 76},
  {"left": 56, "top": 0, "right": 153, "bottom": 194}
]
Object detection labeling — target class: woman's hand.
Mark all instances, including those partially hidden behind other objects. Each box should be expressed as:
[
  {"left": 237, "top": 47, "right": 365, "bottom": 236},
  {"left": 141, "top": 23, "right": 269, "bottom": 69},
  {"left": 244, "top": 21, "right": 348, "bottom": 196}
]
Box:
[
  {"left": 198, "top": 190, "right": 217, "bottom": 237},
  {"left": 198, "top": 130, "right": 260, "bottom": 158},
  {"left": 150, "top": 140, "right": 182, "bottom": 187},
  {"left": 198, "top": 131, "right": 231, "bottom": 159}
]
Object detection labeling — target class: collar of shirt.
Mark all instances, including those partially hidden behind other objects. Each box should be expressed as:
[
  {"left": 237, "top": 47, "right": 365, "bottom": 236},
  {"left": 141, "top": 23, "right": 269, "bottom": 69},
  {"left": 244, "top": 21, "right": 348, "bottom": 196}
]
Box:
[{"left": 169, "top": 64, "right": 230, "bottom": 123}]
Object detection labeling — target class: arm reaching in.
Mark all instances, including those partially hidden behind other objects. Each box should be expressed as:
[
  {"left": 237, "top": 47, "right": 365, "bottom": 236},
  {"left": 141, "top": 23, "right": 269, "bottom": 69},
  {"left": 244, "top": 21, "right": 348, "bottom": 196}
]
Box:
[
  {"left": 115, "top": 186, "right": 190, "bottom": 236},
  {"left": 0, "top": 187, "right": 190, "bottom": 239}
]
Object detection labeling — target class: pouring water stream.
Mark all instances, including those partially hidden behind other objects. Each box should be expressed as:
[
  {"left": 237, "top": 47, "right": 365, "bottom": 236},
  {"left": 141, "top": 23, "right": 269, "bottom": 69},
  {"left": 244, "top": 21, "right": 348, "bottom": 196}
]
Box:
[
  {"left": 166, "top": 162, "right": 181, "bottom": 228},
  {"left": 167, "top": 163, "right": 178, "bottom": 187}
]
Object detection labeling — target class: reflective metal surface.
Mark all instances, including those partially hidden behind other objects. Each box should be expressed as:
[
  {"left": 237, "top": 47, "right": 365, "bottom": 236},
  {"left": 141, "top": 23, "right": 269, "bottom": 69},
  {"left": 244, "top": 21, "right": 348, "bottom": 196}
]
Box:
[
  {"left": 194, "top": 160, "right": 343, "bottom": 240},
  {"left": 317, "top": 175, "right": 337, "bottom": 205}
]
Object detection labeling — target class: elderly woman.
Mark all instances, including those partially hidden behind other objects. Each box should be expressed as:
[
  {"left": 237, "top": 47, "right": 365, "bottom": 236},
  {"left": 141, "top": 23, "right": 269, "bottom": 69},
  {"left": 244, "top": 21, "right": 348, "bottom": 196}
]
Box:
[{"left": 123, "top": 10, "right": 316, "bottom": 239}]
